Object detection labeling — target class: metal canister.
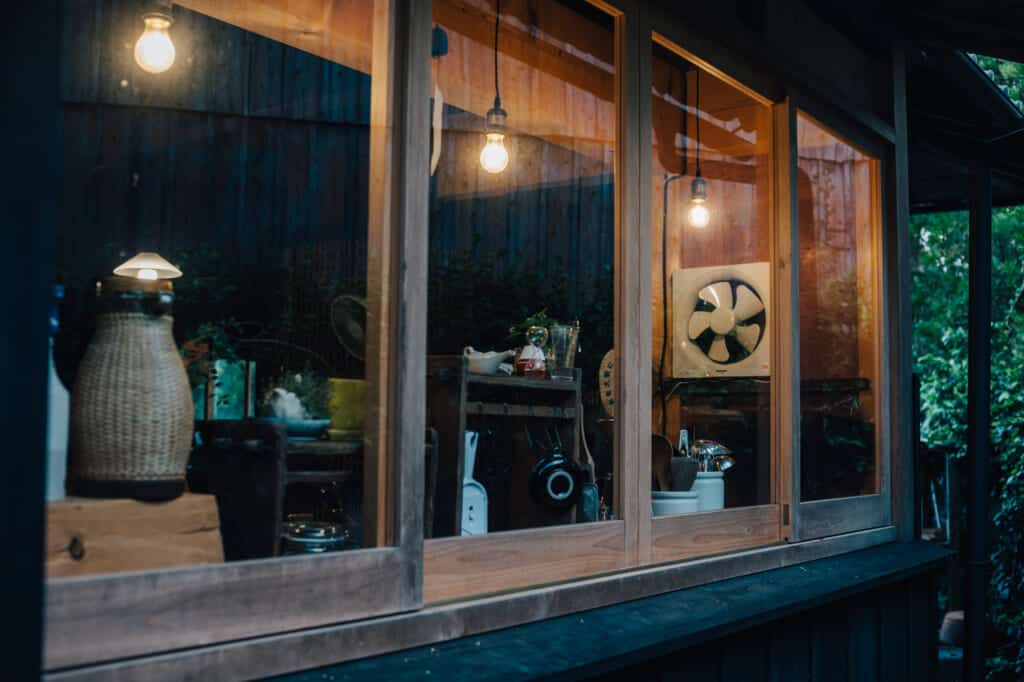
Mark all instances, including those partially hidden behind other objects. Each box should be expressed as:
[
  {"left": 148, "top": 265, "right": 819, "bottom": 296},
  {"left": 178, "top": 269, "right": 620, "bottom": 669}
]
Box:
[{"left": 281, "top": 521, "right": 349, "bottom": 555}]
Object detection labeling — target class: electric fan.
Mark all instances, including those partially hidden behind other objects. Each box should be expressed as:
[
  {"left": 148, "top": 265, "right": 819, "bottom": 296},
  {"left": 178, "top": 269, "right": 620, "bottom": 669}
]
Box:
[
  {"left": 329, "top": 295, "right": 367, "bottom": 363},
  {"left": 671, "top": 262, "right": 771, "bottom": 378}
]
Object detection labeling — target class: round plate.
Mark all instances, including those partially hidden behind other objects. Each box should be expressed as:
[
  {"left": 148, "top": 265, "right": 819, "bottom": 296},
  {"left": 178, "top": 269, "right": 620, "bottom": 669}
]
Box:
[{"left": 598, "top": 349, "right": 615, "bottom": 417}]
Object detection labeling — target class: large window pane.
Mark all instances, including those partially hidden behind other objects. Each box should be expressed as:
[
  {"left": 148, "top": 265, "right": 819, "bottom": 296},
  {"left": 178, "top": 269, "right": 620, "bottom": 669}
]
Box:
[
  {"left": 650, "top": 42, "right": 773, "bottom": 517},
  {"left": 427, "top": 0, "right": 616, "bottom": 537},
  {"left": 48, "top": 0, "right": 390, "bottom": 577},
  {"left": 797, "top": 112, "right": 880, "bottom": 501}
]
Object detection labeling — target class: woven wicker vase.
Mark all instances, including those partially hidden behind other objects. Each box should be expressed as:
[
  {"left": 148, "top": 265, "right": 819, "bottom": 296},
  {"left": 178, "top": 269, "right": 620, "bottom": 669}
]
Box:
[{"left": 70, "top": 291, "right": 193, "bottom": 501}]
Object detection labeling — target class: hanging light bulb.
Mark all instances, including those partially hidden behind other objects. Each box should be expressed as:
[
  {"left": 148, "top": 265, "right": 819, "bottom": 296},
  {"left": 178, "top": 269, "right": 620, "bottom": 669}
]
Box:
[
  {"left": 687, "top": 176, "right": 710, "bottom": 228},
  {"left": 686, "top": 68, "right": 710, "bottom": 228},
  {"left": 134, "top": 12, "right": 176, "bottom": 74},
  {"left": 480, "top": 0, "right": 509, "bottom": 174},
  {"left": 480, "top": 109, "right": 509, "bottom": 174}
]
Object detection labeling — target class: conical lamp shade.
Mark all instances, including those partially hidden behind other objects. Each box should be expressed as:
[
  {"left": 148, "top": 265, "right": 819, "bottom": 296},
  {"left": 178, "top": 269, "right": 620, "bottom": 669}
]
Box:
[{"left": 113, "top": 252, "right": 182, "bottom": 280}]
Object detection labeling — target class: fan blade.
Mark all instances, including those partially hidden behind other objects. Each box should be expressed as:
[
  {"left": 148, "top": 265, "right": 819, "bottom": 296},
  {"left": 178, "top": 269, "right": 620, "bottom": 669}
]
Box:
[
  {"left": 735, "top": 324, "right": 761, "bottom": 352},
  {"left": 699, "top": 282, "right": 733, "bottom": 310},
  {"left": 709, "top": 335, "right": 729, "bottom": 362},
  {"left": 688, "top": 311, "right": 712, "bottom": 340},
  {"left": 733, "top": 285, "right": 765, "bottom": 320}
]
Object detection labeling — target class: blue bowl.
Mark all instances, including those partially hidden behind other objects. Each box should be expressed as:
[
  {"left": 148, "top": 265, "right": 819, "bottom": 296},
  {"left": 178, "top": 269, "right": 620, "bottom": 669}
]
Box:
[{"left": 259, "top": 418, "right": 331, "bottom": 440}]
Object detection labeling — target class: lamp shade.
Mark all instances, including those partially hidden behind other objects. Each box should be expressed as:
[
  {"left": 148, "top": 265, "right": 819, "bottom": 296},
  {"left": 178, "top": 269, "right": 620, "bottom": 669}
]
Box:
[{"left": 113, "top": 252, "right": 182, "bottom": 280}]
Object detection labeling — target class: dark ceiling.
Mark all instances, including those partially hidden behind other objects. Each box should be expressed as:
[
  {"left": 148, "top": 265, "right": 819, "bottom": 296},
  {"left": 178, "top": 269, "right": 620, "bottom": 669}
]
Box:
[{"left": 807, "top": 0, "right": 1024, "bottom": 211}]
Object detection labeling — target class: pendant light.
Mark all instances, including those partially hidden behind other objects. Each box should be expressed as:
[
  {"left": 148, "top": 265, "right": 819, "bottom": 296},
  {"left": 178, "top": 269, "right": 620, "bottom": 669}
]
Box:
[
  {"left": 479, "top": 0, "right": 509, "bottom": 174},
  {"left": 687, "top": 68, "right": 710, "bottom": 228},
  {"left": 134, "top": 3, "right": 176, "bottom": 74}
]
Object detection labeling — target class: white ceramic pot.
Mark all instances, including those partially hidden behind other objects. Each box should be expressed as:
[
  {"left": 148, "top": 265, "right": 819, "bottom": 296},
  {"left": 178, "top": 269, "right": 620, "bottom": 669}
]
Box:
[
  {"left": 693, "top": 471, "right": 725, "bottom": 511},
  {"left": 652, "top": 490, "right": 699, "bottom": 517},
  {"left": 464, "top": 347, "right": 515, "bottom": 375}
]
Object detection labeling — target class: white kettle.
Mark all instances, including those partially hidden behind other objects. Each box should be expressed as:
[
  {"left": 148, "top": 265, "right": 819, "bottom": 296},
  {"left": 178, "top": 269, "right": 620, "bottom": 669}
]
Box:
[{"left": 460, "top": 431, "right": 488, "bottom": 536}]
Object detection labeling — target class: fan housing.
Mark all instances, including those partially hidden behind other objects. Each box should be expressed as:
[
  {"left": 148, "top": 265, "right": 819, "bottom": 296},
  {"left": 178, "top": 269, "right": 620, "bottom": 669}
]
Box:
[{"left": 671, "top": 262, "right": 771, "bottom": 378}]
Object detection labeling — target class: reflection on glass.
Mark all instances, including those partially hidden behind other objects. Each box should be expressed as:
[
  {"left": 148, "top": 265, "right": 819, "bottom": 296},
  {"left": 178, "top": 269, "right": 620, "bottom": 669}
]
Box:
[
  {"left": 427, "top": 0, "right": 616, "bottom": 537},
  {"left": 797, "top": 112, "right": 879, "bottom": 501},
  {"left": 49, "top": 0, "right": 384, "bottom": 577},
  {"left": 650, "top": 41, "right": 773, "bottom": 517}
]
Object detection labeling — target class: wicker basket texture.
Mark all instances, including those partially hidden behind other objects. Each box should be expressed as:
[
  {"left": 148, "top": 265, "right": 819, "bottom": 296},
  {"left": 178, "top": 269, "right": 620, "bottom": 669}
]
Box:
[{"left": 70, "top": 312, "right": 193, "bottom": 482}]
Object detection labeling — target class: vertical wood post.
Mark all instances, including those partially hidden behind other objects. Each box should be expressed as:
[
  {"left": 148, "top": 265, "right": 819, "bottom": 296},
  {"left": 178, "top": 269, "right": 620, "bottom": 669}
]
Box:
[
  {"left": 964, "top": 163, "right": 991, "bottom": 682},
  {"left": 1, "top": 1, "right": 59, "bottom": 678}
]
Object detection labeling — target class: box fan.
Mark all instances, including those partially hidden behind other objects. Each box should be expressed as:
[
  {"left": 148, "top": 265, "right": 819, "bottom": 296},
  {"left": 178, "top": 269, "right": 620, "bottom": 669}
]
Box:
[{"left": 671, "top": 262, "right": 770, "bottom": 378}]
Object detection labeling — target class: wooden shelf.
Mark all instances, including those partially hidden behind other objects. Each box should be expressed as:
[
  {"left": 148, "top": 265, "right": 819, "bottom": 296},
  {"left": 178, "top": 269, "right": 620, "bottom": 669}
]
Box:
[
  {"left": 466, "top": 401, "right": 578, "bottom": 419},
  {"left": 285, "top": 439, "right": 362, "bottom": 457},
  {"left": 466, "top": 372, "right": 581, "bottom": 391}
]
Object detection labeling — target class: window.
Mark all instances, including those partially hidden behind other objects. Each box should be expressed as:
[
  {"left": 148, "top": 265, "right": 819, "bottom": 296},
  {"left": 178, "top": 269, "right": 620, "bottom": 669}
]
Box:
[
  {"left": 646, "top": 35, "right": 780, "bottom": 562},
  {"left": 792, "top": 108, "right": 889, "bottom": 539},
  {"left": 423, "top": 0, "right": 627, "bottom": 601},
  {"left": 45, "top": 0, "right": 419, "bottom": 668}
]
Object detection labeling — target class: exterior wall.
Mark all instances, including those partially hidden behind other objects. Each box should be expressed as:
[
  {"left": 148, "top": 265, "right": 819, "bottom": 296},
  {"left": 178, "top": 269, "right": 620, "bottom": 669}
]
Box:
[{"left": 591, "top": 576, "right": 939, "bottom": 682}]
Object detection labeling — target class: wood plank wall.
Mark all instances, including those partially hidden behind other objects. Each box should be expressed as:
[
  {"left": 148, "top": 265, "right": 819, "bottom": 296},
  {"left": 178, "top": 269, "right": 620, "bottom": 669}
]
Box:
[
  {"left": 590, "top": 575, "right": 938, "bottom": 682},
  {"left": 57, "top": 0, "right": 618, "bottom": 377}
]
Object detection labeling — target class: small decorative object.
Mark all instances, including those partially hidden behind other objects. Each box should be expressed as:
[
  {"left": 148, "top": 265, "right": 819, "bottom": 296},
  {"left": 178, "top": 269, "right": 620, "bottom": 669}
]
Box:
[
  {"left": 263, "top": 382, "right": 331, "bottom": 441},
  {"left": 515, "top": 325, "right": 548, "bottom": 377},
  {"left": 463, "top": 346, "right": 515, "bottom": 375},
  {"left": 598, "top": 349, "right": 615, "bottom": 416},
  {"left": 548, "top": 322, "right": 580, "bottom": 381},
  {"left": 460, "top": 431, "right": 488, "bottom": 536},
  {"left": 327, "top": 377, "right": 365, "bottom": 442},
  {"left": 70, "top": 252, "right": 192, "bottom": 501},
  {"left": 46, "top": 284, "right": 69, "bottom": 502}
]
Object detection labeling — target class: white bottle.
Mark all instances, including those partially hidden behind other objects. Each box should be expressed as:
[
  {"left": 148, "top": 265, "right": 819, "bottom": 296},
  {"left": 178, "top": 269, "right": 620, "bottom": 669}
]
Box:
[{"left": 46, "top": 284, "right": 69, "bottom": 502}]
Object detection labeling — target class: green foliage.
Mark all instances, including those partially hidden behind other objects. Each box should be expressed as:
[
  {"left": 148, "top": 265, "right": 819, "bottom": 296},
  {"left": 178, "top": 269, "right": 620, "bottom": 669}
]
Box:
[
  {"left": 911, "top": 205, "right": 1024, "bottom": 680},
  {"left": 972, "top": 54, "right": 1024, "bottom": 111}
]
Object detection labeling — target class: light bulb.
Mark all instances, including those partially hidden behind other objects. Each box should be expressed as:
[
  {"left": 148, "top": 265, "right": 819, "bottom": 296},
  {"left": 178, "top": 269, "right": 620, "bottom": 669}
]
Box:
[
  {"left": 137, "top": 268, "right": 159, "bottom": 281},
  {"left": 480, "top": 132, "right": 509, "bottom": 174},
  {"left": 134, "top": 14, "right": 175, "bottom": 74},
  {"left": 688, "top": 201, "right": 710, "bottom": 228}
]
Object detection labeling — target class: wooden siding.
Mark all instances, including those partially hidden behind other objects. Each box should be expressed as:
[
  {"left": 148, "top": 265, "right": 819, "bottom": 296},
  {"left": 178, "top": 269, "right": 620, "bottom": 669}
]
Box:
[{"left": 597, "top": 578, "right": 938, "bottom": 682}]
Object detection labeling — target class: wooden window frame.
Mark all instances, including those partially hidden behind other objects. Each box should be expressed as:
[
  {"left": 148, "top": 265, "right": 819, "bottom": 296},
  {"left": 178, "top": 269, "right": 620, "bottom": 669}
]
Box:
[
  {"left": 421, "top": 0, "right": 642, "bottom": 604},
  {"left": 638, "top": 29, "right": 784, "bottom": 567},
  {"left": 37, "top": 1, "right": 914, "bottom": 675},
  {"left": 785, "top": 95, "right": 894, "bottom": 542},
  {"left": 43, "top": 0, "right": 430, "bottom": 670}
]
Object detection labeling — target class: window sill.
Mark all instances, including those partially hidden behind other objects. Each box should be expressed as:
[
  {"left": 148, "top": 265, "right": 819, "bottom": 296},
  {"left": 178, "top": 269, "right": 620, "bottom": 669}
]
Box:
[{"left": 49, "top": 527, "right": 941, "bottom": 681}]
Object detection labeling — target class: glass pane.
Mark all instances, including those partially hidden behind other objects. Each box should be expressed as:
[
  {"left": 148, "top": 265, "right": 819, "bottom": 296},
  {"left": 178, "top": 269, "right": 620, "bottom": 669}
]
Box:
[
  {"left": 797, "top": 112, "right": 879, "bottom": 501},
  {"left": 48, "top": 0, "right": 390, "bottom": 576},
  {"left": 427, "top": 0, "right": 616, "bottom": 537},
  {"left": 650, "top": 42, "right": 773, "bottom": 517}
]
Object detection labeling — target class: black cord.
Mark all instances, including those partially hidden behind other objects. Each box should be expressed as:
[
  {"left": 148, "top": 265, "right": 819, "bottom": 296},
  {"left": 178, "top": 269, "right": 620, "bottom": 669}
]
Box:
[
  {"left": 695, "top": 68, "right": 701, "bottom": 177},
  {"left": 659, "top": 174, "right": 685, "bottom": 436},
  {"left": 493, "top": 0, "right": 501, "bottom": 108}
]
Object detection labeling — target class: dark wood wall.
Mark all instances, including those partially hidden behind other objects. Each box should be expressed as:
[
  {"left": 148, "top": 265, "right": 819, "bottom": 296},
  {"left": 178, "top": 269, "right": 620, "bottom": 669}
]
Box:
[
  {"left": 592, "top": 576, "right": 938, "bottom": 682},
  {"left": 57, "top": 0, "right": 615, "bottom": 377}
]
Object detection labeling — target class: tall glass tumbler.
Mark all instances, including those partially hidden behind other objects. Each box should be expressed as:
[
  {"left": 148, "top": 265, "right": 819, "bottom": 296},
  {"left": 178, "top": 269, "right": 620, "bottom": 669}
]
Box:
[{"left": 549, "top": 324, "right": 580, "bottom": 381}]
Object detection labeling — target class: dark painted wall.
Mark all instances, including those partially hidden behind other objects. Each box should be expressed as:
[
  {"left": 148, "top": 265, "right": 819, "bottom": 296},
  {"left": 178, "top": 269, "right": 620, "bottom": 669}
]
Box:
[{"left": 593, "top": 578, "right": 938, "bottom": 682}]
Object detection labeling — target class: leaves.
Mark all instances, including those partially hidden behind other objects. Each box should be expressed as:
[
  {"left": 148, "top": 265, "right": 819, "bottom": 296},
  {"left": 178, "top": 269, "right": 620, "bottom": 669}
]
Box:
[{"left": 912, "top": 205, "right": 1024, "bottom": 680}]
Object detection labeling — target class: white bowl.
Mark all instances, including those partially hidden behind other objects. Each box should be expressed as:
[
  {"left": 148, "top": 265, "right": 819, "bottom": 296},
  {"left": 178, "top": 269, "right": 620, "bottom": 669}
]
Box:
[{"left": 652, "top": 490, "right": 699, "bottom": 516}]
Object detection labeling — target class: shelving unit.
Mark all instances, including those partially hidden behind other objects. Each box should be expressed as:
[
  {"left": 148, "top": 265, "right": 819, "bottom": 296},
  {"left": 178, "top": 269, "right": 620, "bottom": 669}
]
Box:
[{"left": 427, "top": 356, "right": 583, "bottom": 536}]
